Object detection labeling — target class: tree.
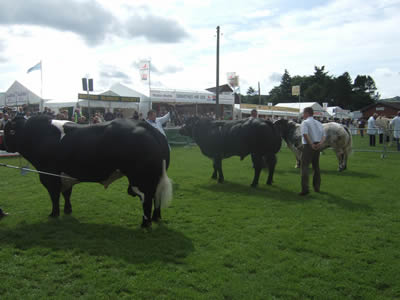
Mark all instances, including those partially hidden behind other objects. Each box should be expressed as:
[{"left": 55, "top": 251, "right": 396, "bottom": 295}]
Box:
[
  {"left": 280, "top": 69, "right": 292, "bottom": 100},
  {"left": 266, "top": 66, "right": 378, "bottom": 110},
  {"left": 333, "top": 72, "right": 353, "bottom": 108},
  {"left": 247, "top": 86, "right": 256, "bottom": 96}
]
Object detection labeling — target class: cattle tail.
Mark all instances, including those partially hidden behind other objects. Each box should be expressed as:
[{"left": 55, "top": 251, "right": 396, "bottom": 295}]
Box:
[{"left": 155, "top": 160, "right": 173, "bottom": 209}]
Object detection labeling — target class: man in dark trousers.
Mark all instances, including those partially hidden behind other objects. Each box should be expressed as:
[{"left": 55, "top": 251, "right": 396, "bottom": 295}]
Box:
[{"left": 299, "top": 107, "right": 326, "bottom": 196}]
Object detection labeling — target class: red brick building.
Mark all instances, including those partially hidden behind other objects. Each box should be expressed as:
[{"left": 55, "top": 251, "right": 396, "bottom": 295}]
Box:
[{"left": 360, "top": 101, "right": 400, "bottom": 119}]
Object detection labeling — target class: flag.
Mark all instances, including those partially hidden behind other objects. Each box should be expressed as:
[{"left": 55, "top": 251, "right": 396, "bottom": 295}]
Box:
[
  {"left": 139, "top": 60, "right": 150, "bottom": 81},
  {"left": 27, "top": 61, "right": 41, "bottom": 73}
]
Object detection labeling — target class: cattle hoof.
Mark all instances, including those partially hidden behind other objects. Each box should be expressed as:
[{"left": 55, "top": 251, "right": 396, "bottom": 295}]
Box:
[
  {"left": 251, "top": 183, "right": 258, "bottom": 188},
  {"left": 141, "top": 222, "right": 152, "bottom": 229},
  {"left": 218, "top": 178, "right": 224, "bottom": 184},
  {"left": 211, "top": 174, "right": 217, "bottom": 180},
  {"left": 152, "top": 212, "right": 161, "bottom": 222},
  {"left": 48, "top": 212, "right": 59, "bottom": 218},
  {"left": 141, "top": 217, "right": 152, "bottom": 228},
  {"left": 64, "top": 208, "right": 72, "bottom": 215},
  {"left": 266, "top": 181, "right": 273, "bottom": 185}
]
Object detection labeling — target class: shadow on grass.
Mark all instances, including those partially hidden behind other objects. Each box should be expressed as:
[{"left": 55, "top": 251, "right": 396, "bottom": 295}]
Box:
[
  {"left": 321, "top": 170, "right": 378, "bottom": 178},
  {"left": 275, "top": 168, "right": 377, "bottom": 179},
  {"left": 0, "top": 217, "right": 194, "bottom": 264},
  {"left": 195, "top": 180, "right": 372, "bottom": 212}
]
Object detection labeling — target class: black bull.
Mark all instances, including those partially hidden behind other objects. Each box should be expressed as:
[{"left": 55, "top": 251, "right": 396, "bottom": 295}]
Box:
[
  {"left": 3, "top": 115, "right": 172, "bottom": 227},
  {"left": 180, "top": 117, "right": 282, "bottom": 187}
]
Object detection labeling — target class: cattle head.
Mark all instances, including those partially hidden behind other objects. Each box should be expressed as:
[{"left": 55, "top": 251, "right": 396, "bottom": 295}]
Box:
[
  {"left": 3, "top": 117, "right": 26, "bottom": 153},
  {"left": 273, "top": 119, "right": 291, "bottom": 140},
  {"left": 273, "top": 119, "right": 299, "bottom": 146},
  {"left": 179, "top": 116, "right": 200, "bottom": 137}
]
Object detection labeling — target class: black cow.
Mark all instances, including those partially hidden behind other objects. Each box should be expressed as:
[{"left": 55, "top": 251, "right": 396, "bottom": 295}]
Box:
[
  {"left": 180, "top": 117, "right": 282, "bottom": 187},
  {"left": 3, "top": 115, "right": 172, "bottom": 227}
]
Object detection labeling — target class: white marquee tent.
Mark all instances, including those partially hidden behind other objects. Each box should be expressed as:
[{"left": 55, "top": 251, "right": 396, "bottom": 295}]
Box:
[
  {"left": 2, "top": 81, "right": 42, "bottom": 107},
  {"left": 275, "top": 102, "right": 330, "bottom": 118}
]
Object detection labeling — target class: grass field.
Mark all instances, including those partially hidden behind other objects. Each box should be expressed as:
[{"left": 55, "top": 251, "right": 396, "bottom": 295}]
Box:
[{"left": 1, "top": 142, "right": 400, "bottom": 299}]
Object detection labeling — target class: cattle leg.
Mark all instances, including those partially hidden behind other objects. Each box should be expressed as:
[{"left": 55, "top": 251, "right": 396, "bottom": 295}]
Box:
[
  {"left": 335, "top": 150, "right": 344, "bottom": 171},
  {"left": 214, "top": 158, "right": 224, "bottom": 183},
  {"left": 62, "top": 187, "right": 73, "bottom": 215},
  {"left": 39, "top": 175, "right": 61, "bottom": 217},
  {"left": 211, "top": 160, "right": 218, "bottom": 180},
  {"left": 265, "top": 154, "right": 277, "bottom": 185},
  {"left": 251, "top": 154, "right": 263, "bottom": 188},
  {"left": 142, "top": 191, "right": 154, "bottom": 228},
  {"left": 152, "top": 189, "right": 161, "bottom": 222},
  {"left": 152, "top": 207, "right": 161, "bottom": 222}
]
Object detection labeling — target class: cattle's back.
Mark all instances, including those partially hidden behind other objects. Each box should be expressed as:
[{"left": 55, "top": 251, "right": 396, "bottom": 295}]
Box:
[{"left": 193, "top": 118, "right": 281, "bottom": 158}]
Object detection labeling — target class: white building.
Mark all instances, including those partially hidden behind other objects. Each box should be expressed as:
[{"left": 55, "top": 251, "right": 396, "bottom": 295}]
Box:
[
  {"left": 234, "top": 104, "right": 300, "bottom": 119},
  {"left": 275, "top": 102, "right": 330, "bottom": 118},
  {"left": 2, "top": 81, "right": 42, "bottom": 107},
  {"left": 325, "top": 106, "right": 351, "bottom": 119}
]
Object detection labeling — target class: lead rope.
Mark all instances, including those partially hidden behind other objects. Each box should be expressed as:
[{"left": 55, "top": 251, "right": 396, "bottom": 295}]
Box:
[
  {"left": 0, "top": 162, "right": 77, "bottom": 180},
  {"left": 18, "top": 154, "right": 30, "bottom": 175}
]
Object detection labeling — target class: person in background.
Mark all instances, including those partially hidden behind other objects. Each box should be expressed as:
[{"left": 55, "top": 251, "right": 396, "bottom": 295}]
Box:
[
  {"left": 358, "top": 118, "right": 365, "bottom": 137},
  {"left": 378, "top": 126, "right": 384, "bottom": 144},
  {"left": 391, "top": 111, "right": 400, "bottom": 151},
  {"left": 2, "top": 113, "right": 10, "bottom": 129},
  {"left": 146, "top": 109, "right": 170, "bottom": 137},
  {"left": 16, "top": 106, "right": 25, "bottom": 118},
  {"left": 73, "top": 108, "right": 82, "bottom": 123},
  {"left": 367, "top": 113, "right": 378, "bottom": 146},
  {"left": 104, "top": 109, "right": 114, "bottom": 121},
  {"left": 132, "top": 110, "right": 139, "bottom": 120},
  {"left": 249, "top": 109, "right": 258, "bottom": 119},
  {"left": 0, "top": 112, "right": 4, "bottom": 130},
  {"left": 299, "top": 107, "right": 326, "bottom": 196}
]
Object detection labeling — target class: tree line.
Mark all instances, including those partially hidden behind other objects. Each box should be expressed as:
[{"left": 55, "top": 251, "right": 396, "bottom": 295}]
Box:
[{"left": 242, "top": 66, "right": 379, "bottom": 111}]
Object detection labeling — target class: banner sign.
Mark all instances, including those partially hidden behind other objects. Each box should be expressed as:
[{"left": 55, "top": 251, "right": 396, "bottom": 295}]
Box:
[
  {"left": 292, "top": 85, "right": 300, "bottom": 96},
  {"left": 150, "top": 90, "right": 234, "bottom": 105},
  {"left": 5, "top": 92, "right": 29, "bottom": 106},
  {"left": 241, "top": 103, "right": 300, "bottom": 112},
  {"left": 227, "top": 72, "right": 239, "bottom": 87},
  {"left": 78, "top": 93, "right": 140, "bottom": 103}
]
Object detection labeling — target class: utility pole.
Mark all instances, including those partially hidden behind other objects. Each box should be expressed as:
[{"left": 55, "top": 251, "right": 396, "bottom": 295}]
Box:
[
  {"left": 258, "top": 81, "right": 261, "bottom": 104},
  {"left": 216, "top": 26, "right": 220, "bottom": 119}
]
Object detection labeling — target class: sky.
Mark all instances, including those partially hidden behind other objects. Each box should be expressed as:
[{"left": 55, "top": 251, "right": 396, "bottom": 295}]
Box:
[{"left": 0, "top": 0, "right": 399, "bottom": 101}]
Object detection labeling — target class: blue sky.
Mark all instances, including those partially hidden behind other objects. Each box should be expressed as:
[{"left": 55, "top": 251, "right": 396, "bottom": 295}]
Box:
[{"left": 0, "top": 0, "right": 399, "bottom": 101}]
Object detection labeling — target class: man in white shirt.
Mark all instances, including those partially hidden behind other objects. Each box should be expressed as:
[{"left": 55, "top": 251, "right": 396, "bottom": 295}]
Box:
[
  {"left": 146, "top": 109, "right": 170, "bottom": 137},
  {"left": 367, "top": 113, "right": 378, "bottom": 146},
  {"left": 299, "top": 107, "right": 326, "bottom": 196},
  {"left": 391, "top": 111, "right": 400, "bottom": 151}
]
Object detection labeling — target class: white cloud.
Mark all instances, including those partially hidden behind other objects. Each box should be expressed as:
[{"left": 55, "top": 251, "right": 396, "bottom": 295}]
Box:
[{"left": 1, "top": 0, "right": 400, "bottom": 103}]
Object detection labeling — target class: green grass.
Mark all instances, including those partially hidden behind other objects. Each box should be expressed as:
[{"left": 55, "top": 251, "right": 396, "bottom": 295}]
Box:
[{"left": 1, "top": 145, "right": 400, "bottom": 299}]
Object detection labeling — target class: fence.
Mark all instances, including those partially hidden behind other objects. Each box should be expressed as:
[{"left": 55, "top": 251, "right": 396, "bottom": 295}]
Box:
[
  {"left": 165, "top": 127, "right": 194, "bottom": 146},
  {"left": 165, "top": 126, "right": 400, "bottom": 158},
  {"left": 350, "top": 128, "right": 399, "bottom": 159}
]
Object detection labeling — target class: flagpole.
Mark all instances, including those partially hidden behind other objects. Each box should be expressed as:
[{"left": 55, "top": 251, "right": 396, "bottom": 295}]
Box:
[
  {"left": 40, "top": 60, "right": 43, "bottom": 112},
  {"left": 149, "top": 59, "right": 152, "bottom": 110}
]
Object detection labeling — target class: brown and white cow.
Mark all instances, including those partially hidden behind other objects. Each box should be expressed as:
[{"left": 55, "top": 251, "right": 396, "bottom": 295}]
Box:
[{"left": 275, "top": 120, "right": 352, "bottom": 171}]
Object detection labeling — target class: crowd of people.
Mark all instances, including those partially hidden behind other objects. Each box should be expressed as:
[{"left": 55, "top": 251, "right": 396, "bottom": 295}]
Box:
[{"left": 0, "top": 105, "right": 149, "bottom": 128}]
